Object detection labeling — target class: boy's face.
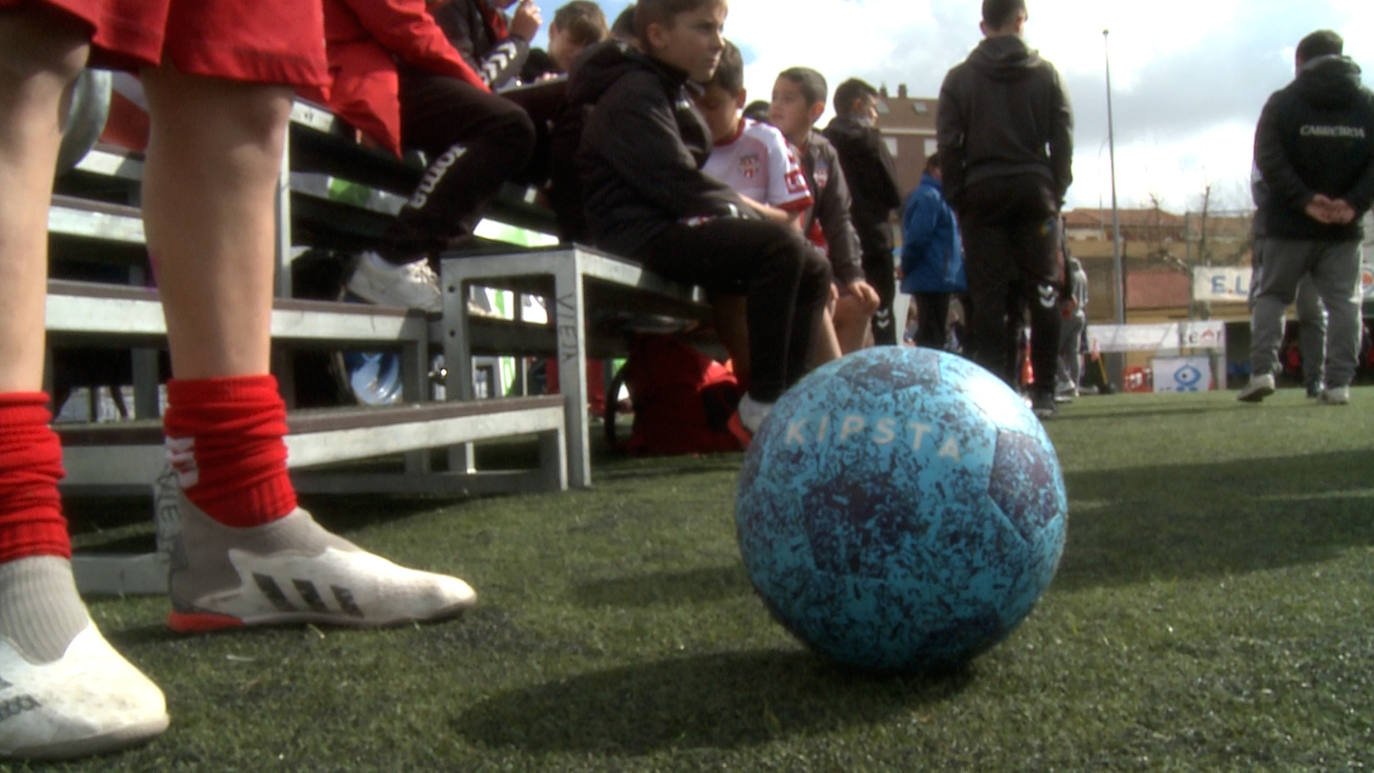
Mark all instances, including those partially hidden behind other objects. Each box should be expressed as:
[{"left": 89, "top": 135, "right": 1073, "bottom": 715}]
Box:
[
  {"left": 694, "top": 83, "right": 744, "bottom": 143},
  {"left": 548, "top": 25, "right": 585, "bottom": 73},
  {"left": 645, "top": 2, "right": 727, "bottom": 83},
  {"left": 769, "top": 77, "right": 822, "bottom": 144}
]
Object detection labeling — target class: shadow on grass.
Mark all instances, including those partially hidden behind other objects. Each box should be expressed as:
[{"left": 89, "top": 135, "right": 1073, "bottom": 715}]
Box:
[
  {"left": 1050, "top": 402, "right": 1261, "bottom": 423},
  {"left": 571, "top": 564, "right": 751, "bottom": 607},
  {"left": 1055, "top": 448, "right": 1374, "bottom": 591},
  {"left": 455, "top": 649, "right": 972, "bottom": 754}
]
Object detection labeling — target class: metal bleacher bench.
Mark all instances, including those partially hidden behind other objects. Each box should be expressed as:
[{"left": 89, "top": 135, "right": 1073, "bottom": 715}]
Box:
[
  {"left": 48, "top": 95, "right": 570, "bottom": 595},
  {"left": 442, "top": 244, "right": 717, "bottom": 488}
]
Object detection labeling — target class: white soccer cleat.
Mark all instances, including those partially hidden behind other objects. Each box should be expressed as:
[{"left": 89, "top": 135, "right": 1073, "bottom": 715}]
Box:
[
  {"left": 166, "top": 496, "right": 476, "bottom": 633},
  {"left": 345, "top": 251, "right": 442, "bottom": 313},
  {"left": 0, "top": 623, "right": 168, "bottom": 760}
]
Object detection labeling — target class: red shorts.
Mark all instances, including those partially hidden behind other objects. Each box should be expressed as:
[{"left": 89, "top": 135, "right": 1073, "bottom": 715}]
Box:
[{"left": 0, "top": 0, "right": 328, "bottom": 92}]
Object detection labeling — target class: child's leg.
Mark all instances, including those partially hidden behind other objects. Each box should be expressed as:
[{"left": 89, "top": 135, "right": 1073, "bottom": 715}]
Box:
[
  {"left": 140, "top": 67, "right": 282, "bottom": 378},
  {"left": 807, "top": 287, "right": 843, "bottom": 369},
  {"left": 637, "top": 219, "right": 831, "bottom": 406},
  {"left": 387, "top": 74, "right": 537, "bottom": 258},
  {"left": 137, "top": 65, "right": 476, "bottom": 632},
  {"left": 831, "top": 291, "right": 875, "bottom": 355},
  {"left": 712, "top": 295, "right": 750, "bottom": 386},
  {"left": 0, "top": 6, "right": 88, "bottom": 393},
  {"left": 0, "top": 8, "right": 168, "bottom": 761}
]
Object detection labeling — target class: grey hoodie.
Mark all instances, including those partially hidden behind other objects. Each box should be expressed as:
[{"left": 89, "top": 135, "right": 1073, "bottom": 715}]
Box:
[{"left": 936, "top": 34, "right": 1073, "bottom": 209}]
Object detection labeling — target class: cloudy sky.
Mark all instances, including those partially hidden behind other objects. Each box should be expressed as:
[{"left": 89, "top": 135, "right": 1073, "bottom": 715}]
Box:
[{"left": 538, "top": 0, "right": 1371, "bottom": 214}]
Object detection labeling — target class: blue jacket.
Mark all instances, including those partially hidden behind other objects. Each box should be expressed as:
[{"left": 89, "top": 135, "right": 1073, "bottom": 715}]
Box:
[{"left": 900, "top": 173, "right": 965, "bottom": 294}]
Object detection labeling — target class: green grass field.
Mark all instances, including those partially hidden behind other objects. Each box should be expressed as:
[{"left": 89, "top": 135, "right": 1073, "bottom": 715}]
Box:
[{"left": 45, "top": 387, "right": 1374, "bottom": 771}]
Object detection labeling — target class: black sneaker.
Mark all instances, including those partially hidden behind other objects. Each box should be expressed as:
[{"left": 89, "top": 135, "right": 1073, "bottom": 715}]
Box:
[{"left": 1031, "top": 390, "right": 1058, "bottom": 419}]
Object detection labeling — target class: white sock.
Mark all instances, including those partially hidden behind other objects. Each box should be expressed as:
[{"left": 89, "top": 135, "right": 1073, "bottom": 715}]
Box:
[
  {"left": 737, "top": 394, "right": 772, "bottom": 433},
  {"left": 0, "top": 556, "right": 90, "bottom": 664}
]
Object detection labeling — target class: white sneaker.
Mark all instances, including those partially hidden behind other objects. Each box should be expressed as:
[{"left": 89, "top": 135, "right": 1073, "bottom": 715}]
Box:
[
  {"left": 345, "top": 251, "right": 442, "bottom": 313},
  {"left": 166, "top": 495, "right": 476, "bottom": 632},
  {"left": 1318, "top": 385, "right": 1350, "bottom": 405},
  {"left": 0, "top": 623, "right": 168, "bottom": 760},
  {"left": 1237, "top": 373, "right": 1275, "bottom": 403}
]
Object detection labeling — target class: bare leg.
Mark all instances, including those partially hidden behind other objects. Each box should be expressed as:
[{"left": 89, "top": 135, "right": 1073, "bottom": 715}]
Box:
[
  {"left": 0, "top": 10, "right": 168, "bottom": 761},
  {"left": 0, "top": 8, "right": 88, "bottom": 391},
  {"left": 831, "top": 294, "right": 873, "bottom": 355},
  {"left": 807, "top": 287, "right": 843, "bottom": 368},
  {"left": 139, "top": 67, "right": 289, "bottom": 378}
]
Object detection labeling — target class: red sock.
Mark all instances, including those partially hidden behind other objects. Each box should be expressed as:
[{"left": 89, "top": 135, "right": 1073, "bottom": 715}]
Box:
[
  {"left": 0, "top": 393, "right": 70, "bottom": 562},
  {"left": 163, "top": 375, "right": 296, "bottom": 528}
]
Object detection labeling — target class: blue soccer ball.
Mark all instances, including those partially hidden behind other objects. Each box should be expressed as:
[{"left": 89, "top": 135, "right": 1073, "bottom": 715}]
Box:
[{"left": 735, "top": 347, "right": 1067, "bottom": 671}]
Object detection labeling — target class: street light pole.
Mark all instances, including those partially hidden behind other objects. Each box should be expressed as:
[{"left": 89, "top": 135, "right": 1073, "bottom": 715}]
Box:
[{"left": 1104, "top": 28, "right": 1124, "bottom": 327}]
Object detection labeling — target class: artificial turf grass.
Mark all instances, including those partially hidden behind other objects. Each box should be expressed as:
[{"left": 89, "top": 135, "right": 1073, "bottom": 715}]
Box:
[{"left": 46, "top": 387, "right": 1374, "bottom": 770}]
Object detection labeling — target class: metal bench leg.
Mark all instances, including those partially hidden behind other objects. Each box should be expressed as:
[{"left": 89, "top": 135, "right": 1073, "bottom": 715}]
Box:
[
  {"left": 442, "top": 265, "right": 478, "bottom": 474},
  {"left": 554, "top": 255, "right": 592, "bottom": 488}
]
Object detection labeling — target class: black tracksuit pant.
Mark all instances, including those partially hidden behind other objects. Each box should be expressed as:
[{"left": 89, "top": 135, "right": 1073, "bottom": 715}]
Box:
[
  {"left": 636, "top": 218, "right": 833, "bottom": 402},
  {"left": 381, "top": 72, "right": 537, "bottom": 262},
  {"left": 957, "top": 174, "right": 1063, "bottom": 392}
]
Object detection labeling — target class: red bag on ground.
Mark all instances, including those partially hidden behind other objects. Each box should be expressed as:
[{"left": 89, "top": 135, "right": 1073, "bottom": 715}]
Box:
[{"left": 622, "top": 333, "right": 742, "bottom": 455}]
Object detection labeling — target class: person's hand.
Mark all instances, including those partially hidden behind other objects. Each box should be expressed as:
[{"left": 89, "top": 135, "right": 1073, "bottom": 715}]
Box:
[
  {"left": 1328, "top": 198, "right": 1357, "bottom": 225},
  {"left": 845, "top": 279, "right": 880, "bottom": 311},
  {"left": 1305, "top": 194, "right": 1357, "bottom": 225},
  {"left": 1304, "top": 193, "right": 1336, "bottom": 223},
  {"left": 509, "top": 0, "right": 542, "bottom": 42}
]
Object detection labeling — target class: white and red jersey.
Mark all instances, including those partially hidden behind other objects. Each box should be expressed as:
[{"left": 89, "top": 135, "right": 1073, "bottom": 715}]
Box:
[{"left": 702, "top": 118, "right": 813, "bottom": 214}]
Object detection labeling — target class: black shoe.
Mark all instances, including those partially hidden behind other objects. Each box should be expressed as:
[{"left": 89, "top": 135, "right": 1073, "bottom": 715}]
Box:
[{"left": 1031, "top": 390, "right": 1058, "bottom": 419}]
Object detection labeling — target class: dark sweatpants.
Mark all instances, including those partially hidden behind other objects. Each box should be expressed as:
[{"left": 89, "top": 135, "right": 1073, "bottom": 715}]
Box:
[
  {"left": 382, "top": 72, "right": 537, "bottom": 262},
  {"left": 636, "top": 218, "right": 833, "bottom": 402},
  {"left": 860, "top": 235, "right": 898, "bottom": 345},
  {"left": 957, "top": 174, "right": 1063, "bottom": 391}
]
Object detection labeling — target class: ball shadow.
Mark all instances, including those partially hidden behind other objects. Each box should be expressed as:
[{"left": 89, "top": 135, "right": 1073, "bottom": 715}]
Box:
[{"left": 455, "top": 649, "right": 973, "bottom": 755}]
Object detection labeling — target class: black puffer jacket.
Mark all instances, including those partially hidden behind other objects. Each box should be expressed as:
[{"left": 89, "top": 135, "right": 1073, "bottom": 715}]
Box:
[
  {"left": 936, "top": 34, "right": 1073, "bottom": 209},
  {"left": 1255, "top": 55, "right": 1374, "bottom": 240},
  {"left": 569, "top": 40, "right": 751, "bottom": 256}
]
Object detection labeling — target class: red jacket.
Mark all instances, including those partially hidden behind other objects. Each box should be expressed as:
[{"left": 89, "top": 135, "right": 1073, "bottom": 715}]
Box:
[{"left": 323, "top": 0, "right": 489, "bottom": 156}]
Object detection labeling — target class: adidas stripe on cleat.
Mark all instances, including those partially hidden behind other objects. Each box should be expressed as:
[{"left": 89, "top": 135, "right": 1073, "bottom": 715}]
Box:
[{"left": 166, "top": 494, "right": 476, "bottom": 632}]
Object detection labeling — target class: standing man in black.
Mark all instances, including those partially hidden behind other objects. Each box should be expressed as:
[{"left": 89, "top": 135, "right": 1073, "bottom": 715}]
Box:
[
  {"left": 937, "top": 0, "right": 1073, "bottom": 418},
  {"left": 825, "top": 78, "right": 903, "bottom": 346}
]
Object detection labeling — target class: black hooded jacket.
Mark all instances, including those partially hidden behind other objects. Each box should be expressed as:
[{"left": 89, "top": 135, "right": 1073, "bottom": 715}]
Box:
[
  {"left": 1255, "top": 55, "right": 1374, "bottom": 241},
  {"left": 568, "top": 40, "right": 752, "bottom": 256},
  {"left": 936, "top": 34, "right": 1073, "bottom": 210},
  {"left": 430, "top": 0, "right": 530, "bottom": 89},
  {"left": 823, "top": 114, "right": 902, "bottom": 257}
]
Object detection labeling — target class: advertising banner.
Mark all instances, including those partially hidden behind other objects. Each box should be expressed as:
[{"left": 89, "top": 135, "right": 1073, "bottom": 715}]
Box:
[{"left": 1152, "top": 356, "right": 1213, "bottom": 392}]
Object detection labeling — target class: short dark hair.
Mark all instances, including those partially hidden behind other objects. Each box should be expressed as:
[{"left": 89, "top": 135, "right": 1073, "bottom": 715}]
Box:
[
  {"left": 924, "top": 152, "right": 940, "bottom": 173},
  {"left": 634, "top": 0, "right": 723, "bottom": 44},
  {"left": 742, "top": 100, "right": 770, "bottom": 122},
  {"left": 833, "top": 78, "right": 878, "bottom": 116},
  {"left": 982, "top": 0, "right": 1027, "bottom": 29},
  {"left": 705, "top": 40, "right": 743, "bottom": 94},
  {"left": 611, "top": 5, "right": 636, "bottom": 40},
  {"left": 1296, "top": 30, "right": 1343, "bottom": 64},
  {"left": 778, "top": 67, "right": 827, "bottom": 108},
  {"left": 553, "top": 1, "right": 608, "bottom": 47}
]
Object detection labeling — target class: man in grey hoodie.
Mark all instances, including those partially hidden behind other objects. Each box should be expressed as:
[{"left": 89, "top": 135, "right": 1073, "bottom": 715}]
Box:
[
  {"left": 1238, "top": 29, "right": 1374, "bottom": 406},
  {"left": 936, "top": 0, "right": 1072, "bottom": 418}
]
